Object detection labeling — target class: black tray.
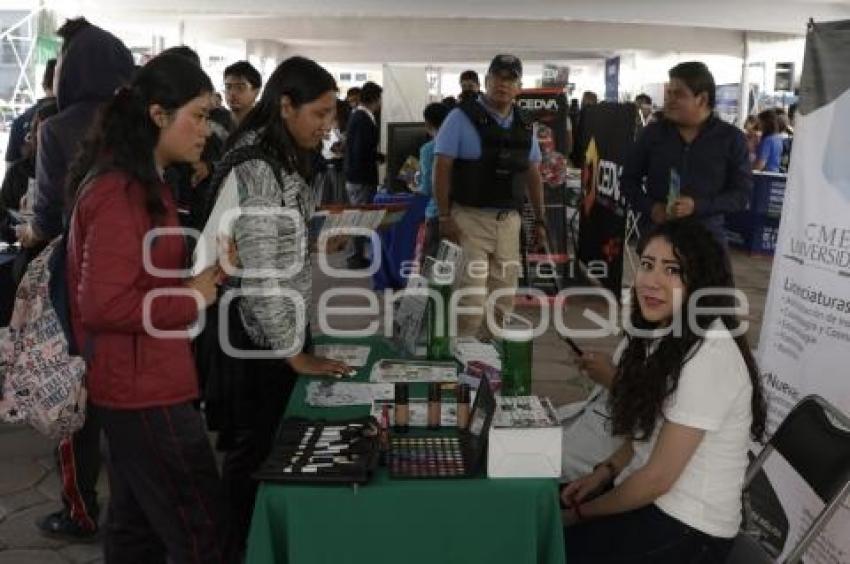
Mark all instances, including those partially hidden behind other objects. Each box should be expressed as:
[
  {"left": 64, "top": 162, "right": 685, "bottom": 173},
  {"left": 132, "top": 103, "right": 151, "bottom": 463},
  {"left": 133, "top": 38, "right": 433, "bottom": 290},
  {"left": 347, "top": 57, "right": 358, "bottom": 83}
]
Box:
[{"left": 254, "top": 415, "right": 380, "bottom": 485}]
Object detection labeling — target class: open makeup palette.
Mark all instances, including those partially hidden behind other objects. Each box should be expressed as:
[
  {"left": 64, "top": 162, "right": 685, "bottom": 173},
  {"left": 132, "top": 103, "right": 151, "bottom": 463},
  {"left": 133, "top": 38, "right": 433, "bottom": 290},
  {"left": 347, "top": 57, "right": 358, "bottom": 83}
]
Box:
[{"left": 387, "top": 376, "right": 497, "bottom": 479}]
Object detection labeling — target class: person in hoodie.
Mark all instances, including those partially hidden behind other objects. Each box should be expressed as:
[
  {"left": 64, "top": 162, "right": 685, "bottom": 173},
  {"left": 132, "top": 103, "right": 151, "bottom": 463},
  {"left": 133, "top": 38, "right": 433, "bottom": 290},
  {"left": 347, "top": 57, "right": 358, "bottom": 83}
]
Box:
[
  {"left": 23, "top": 18, "right": 135, "bottom": 542},
  {"left": 16, "top": 18, "right": 134, "bottom": 250}
]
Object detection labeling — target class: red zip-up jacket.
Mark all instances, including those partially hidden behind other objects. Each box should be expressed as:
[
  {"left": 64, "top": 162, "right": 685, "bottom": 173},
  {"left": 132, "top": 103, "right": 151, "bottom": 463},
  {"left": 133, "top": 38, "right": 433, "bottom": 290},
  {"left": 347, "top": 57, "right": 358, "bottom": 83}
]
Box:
[{"left": 66, "top": 170, "right": 200, "bottom": 409}]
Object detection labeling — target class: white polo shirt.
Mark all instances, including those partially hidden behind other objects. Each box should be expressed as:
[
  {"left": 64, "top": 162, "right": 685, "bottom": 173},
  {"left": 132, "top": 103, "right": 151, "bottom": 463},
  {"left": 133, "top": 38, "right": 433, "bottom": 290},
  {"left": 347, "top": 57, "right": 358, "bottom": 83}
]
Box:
[{"left": 616, "top": 319, "right": 753, "bottom": 538}]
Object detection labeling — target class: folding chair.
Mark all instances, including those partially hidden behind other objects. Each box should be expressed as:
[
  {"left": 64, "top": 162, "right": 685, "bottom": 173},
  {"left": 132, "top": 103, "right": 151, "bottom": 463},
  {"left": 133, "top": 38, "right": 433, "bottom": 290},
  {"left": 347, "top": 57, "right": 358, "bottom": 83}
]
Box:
[{"left": 726, "top": 395, "right": 850, "bottom": 564}]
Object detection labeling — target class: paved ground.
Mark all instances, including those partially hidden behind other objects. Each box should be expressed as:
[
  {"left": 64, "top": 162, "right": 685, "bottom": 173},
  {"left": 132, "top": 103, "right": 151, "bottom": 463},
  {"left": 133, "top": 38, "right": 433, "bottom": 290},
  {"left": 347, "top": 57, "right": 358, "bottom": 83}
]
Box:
[{"left": 0, "top": 248, "right": 771, "bottom": 561}]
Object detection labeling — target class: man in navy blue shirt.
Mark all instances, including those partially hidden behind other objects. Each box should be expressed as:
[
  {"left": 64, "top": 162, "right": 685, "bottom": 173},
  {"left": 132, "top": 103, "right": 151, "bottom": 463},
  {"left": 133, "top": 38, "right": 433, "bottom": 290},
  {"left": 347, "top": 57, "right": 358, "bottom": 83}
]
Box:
[
  {"left": 4, "top": 59, "right": 56, "bottom": 166},
  {"left": 434, "top": 54, "right": 545, "bottom": 337},
  {"left": 344, "top": 81, "right": 383, "bottom": 269},
  {"left": 621, "top": 62, "right": 752, "bottom": 245}
]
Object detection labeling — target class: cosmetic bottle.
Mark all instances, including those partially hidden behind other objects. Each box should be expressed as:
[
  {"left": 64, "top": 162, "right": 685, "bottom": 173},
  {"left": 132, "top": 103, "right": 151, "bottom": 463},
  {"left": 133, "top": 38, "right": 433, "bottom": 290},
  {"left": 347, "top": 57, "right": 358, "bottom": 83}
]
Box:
[
  {"left": 379, "top": 404, "right": 390, "bottom": 451},
  {"left": 394, "top": 383, "right": 409, "bottom": 433},
  {"left": 427, "top": 383, "right": 441, "bottom": 430},
  {"left": 456, "top": 384, "right": 470, "bottom": 430}
]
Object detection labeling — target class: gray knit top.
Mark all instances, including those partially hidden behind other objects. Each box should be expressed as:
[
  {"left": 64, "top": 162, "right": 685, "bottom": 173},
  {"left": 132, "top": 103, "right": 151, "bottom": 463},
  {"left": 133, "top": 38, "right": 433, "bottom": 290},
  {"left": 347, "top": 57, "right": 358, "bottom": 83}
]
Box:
[{"left": 228, "top": 131, "right": 314, "bottom": 354}]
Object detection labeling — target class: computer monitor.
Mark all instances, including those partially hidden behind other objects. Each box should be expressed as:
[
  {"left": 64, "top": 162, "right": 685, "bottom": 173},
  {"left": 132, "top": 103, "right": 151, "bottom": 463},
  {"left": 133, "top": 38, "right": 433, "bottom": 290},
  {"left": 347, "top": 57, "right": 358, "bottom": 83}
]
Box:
[{"left": 386, "top": 121, "right": 429, "bottom": 193}]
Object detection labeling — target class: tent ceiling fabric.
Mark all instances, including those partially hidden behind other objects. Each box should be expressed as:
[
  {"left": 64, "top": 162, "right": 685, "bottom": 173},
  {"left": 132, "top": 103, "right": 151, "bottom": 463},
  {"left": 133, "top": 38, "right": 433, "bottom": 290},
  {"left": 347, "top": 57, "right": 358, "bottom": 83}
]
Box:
[
  {"left": 79, "top": 0, "right": 850, "bottom": 33},
  {"left": 200, "top": 18, "right": 753, "bottom": 61},
  {"left": 66, "top": 0, "right": 850, "bottom": 62}
]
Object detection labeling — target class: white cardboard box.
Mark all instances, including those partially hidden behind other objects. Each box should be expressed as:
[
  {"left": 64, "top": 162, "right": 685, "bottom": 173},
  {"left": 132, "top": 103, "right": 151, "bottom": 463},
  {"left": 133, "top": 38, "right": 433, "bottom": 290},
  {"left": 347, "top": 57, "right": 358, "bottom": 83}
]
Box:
[{"left": 487, "top": 396, "right": 563, "bottom": 479}]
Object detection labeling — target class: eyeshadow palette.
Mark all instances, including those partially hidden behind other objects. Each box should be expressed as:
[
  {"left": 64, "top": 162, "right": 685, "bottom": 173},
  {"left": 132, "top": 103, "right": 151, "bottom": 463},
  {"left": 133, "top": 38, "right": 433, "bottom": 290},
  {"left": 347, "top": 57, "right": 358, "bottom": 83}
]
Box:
[
  {"left": 254, "top": 415, "right": 381, "bottom": 484},
  {"left": 387, "top": 376, "right": 496, "bottom": 480},
  {"left": 388, "top": 436, "right": 468, "bottom": 478}
]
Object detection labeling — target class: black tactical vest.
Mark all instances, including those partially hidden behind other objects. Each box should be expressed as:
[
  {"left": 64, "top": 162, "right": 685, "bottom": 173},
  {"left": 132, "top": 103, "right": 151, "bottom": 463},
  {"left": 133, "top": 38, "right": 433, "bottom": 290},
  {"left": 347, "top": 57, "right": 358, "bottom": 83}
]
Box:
[{"left": 450, "top": 100, "right": 533, "bottom": 210}]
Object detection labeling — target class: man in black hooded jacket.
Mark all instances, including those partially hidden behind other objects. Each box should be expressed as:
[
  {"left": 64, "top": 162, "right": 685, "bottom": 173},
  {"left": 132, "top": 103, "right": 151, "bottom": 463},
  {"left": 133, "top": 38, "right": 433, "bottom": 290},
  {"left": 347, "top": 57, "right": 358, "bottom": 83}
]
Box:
[
  {"left": 17, "top": 19, "right": 134, "bottom": 248},
  {"left": 20, "top": 17, "right": 135, "bottom": 541}
]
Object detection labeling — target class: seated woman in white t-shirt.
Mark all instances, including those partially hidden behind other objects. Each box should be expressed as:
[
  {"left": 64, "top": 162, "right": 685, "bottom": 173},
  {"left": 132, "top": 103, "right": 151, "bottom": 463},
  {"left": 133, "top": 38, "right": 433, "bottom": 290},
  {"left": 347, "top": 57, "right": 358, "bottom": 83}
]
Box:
[{"left": 562, "top": 219, "right": 767, "bottom": 564}]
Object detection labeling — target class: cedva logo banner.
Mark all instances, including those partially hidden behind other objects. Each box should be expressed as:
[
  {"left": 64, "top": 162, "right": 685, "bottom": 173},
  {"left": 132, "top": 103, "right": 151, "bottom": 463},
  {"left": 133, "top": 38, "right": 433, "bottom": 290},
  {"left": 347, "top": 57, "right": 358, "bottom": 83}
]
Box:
[{"left": 517, "top": 99, "right": 559, "bottom": 111}]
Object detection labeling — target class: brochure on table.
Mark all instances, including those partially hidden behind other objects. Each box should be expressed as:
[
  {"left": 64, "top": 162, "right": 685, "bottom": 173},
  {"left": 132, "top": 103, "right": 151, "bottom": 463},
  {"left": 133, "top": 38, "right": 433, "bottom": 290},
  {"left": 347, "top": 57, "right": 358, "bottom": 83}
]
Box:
[
  {"left": 369, "top": 359, "right": 458, "bottom": 384},
  {"left": 392, "top": 239, "right": 463, "bottom": 356}
]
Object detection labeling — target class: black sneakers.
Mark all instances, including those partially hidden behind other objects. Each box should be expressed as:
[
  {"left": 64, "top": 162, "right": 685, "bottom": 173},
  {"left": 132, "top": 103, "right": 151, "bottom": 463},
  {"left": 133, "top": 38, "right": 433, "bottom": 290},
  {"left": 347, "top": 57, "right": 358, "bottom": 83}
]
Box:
[
  {"left": 346, "top": 256, "right": 371, "bottom": 270},
  {"left": 36, "top": 510, "right": 99, "bottom": 543}
]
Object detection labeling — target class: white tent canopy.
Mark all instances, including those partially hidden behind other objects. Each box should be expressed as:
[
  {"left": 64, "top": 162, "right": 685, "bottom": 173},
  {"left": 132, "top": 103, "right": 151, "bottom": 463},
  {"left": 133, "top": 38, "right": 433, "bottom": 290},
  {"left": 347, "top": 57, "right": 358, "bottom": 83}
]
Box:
[
  {"left": 44, "top": 0, "right": 850, "bottom": 63},
  {"left": 1, "top": 0, "right": 834, "bottom": 130}
]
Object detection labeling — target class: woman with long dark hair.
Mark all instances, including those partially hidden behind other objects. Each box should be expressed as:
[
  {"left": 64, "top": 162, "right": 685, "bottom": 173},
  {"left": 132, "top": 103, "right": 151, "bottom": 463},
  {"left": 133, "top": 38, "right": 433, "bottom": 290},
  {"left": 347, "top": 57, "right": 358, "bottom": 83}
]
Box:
[
  {"left": 742, "top": 114, "right": 761, "bottom": 164},
  {"left": 562, "top": 219, "right": 766, "bottom": 563},
  {"left": 210, "top": 56, "right": 350, "bottom": 556},
  {"left": 753, "top": 109, "right": 783, "bottom": 172},
  {"left": 65, "top": 54, "right": 227, "bottom": 562}
]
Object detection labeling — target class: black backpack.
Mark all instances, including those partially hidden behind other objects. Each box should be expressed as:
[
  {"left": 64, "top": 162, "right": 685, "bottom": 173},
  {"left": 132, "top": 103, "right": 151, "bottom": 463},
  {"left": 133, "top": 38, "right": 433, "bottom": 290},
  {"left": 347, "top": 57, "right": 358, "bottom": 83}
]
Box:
[{"left": 195, "top": 144, "right": 287, "bottom": 244}]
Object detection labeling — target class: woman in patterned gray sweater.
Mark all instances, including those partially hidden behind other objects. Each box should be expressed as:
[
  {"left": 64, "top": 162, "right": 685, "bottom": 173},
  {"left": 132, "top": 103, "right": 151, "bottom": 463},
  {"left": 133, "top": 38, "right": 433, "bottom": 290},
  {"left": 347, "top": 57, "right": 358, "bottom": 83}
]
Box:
[{"left": 216, "top": 56, "right": 350, "bottom": 557}]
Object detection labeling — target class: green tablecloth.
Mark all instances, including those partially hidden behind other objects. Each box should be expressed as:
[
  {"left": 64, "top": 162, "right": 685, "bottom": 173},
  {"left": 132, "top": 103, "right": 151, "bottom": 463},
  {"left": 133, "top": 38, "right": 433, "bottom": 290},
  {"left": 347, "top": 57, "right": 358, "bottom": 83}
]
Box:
[{"left": 246, "top": 336, "right": 566, "bottom": 564}]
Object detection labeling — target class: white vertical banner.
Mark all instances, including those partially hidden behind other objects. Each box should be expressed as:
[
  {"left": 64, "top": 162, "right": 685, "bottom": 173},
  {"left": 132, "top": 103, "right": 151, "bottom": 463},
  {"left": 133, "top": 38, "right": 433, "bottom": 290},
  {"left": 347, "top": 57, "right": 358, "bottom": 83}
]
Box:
[
  {"left": 752, "top": 20, "right": 850, "bottom": 564},
  {"left": 379, "top": 65, "right": 432, "bottom": 155}
]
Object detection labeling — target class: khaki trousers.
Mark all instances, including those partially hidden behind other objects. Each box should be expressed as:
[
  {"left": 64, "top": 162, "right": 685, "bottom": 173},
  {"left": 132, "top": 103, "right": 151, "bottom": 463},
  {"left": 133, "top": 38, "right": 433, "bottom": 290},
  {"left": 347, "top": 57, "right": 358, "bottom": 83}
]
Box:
[{"left": 451, "top": 204, "right": 521, "bottom": 337}]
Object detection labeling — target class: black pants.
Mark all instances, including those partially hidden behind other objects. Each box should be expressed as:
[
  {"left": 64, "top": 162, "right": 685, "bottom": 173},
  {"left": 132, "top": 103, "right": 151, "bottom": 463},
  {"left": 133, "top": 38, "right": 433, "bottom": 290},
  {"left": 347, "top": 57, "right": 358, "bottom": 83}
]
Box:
[
  {"left": 313, "top": 161, "right": 347, "bottom": 205},
  {"left": 56, "top": 405, "right": 101, "bottom": 530},
  {"left": 565, "top": 504, "right": 733, "bottom": 563},
  {"left": 92, "top": 403, "right": 227, "bottom": 564},
  {"left": 220, "top": 355, "right": 298, "bottom": 558},
  {"left": 345, "top": 182, "right": 377, "bottom": 261}
]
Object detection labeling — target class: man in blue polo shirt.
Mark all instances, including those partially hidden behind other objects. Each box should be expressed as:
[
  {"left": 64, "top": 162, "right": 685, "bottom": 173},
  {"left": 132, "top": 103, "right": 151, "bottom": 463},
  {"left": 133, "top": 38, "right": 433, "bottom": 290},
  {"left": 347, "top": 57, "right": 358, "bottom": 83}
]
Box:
[{"left": 434, "top": 54, "right": 546, "bottom": 337}]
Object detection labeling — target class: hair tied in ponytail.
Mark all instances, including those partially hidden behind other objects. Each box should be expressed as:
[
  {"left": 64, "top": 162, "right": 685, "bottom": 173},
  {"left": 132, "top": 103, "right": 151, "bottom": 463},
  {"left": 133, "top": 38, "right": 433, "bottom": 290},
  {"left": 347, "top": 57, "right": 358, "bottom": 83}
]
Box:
[{"left": 68, "top": 55, "right": 214, "bottom": 225}]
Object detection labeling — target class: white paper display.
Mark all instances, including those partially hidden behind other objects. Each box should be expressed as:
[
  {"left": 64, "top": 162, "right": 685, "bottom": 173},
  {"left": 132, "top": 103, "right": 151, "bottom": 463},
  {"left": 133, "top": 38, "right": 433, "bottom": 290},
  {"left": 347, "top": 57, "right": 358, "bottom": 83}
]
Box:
[
  {"left": 305, "top": 381, "right": 393, "bottom": 407},
  {"left": 313, "top": 345, "right": 371, "bottom": 367},
  {"left": 369, "top": 359, "right": 458, "bottom": 384},
  {"left": 488, "top": 396, "right": 562, "bottom": 478}
]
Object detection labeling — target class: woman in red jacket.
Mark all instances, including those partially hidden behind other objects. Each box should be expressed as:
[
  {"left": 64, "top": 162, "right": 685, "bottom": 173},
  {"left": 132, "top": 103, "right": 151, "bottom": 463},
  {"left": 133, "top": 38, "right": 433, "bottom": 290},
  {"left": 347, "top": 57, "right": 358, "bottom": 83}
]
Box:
[{"left": 65, "top": 54, "right": 228, "bottom": 563}]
